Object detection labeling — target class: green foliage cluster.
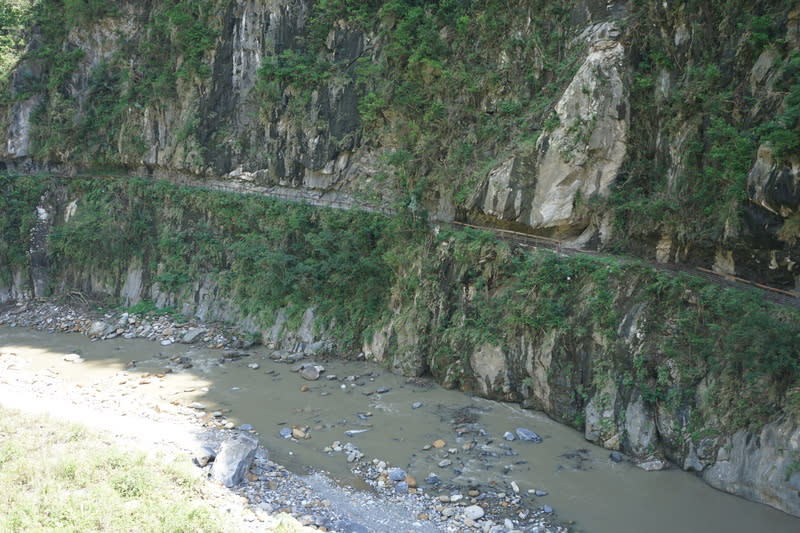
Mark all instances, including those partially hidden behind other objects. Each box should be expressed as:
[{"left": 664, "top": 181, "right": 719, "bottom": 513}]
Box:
[
  {"left": 612, "top": 1, "right": 799, "bottom": 252},
  {"left": 256, "top": 0, "right": 577, "bottom": 205},
  {"left": 412, "top": 227, "right": 623, "bottom": 388},
  {"left": 643, "top": 270, "right": 800, "bottom": 429},
  {"left": 0, "top": 0, "right": 33, "bottom": 84},
  {"left": 22, "top": 0, "right": 219, "bottom": 165},
  {"left": 759, "top": 52, "right": 800, "bottom": 161},
  {"left": 62, "top": 0, "right": 119, "bottom": 26},
  {"left": 44, "top": 177, "right": 419, "bottom": 349},
  {"left": 0, "top": 175, "right": 49, "bottom": 283},
  {"left": 49, "top": 179, "right": 159, "bottom": 277},
  {"left": 412, "top": 227, "right": 800, "bottom": 431}
]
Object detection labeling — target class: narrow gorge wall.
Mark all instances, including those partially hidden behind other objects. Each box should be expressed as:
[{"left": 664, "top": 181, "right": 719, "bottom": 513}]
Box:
[
  {"left": 1, "top": 172, "right": 799, "bottom": 515},
  {"left": 2, "top": 0, "right": 800, "bottom": 518},
  {"left": 1, "top": 1, "right": 798, "bottom": 286},
  {"left": 365, "top": 228, "right": 800, "bottom": 515}
]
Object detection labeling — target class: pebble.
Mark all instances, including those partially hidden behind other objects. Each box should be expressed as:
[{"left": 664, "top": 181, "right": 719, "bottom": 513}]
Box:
[
  {"left": 438, "top": 459, "right": 452, "bottom": 468},
  {"left": 279, "top": 427, "right": 293, "bottom": 439},
  {"left": 345, "top": 428, "right": 371, "bottom": 437},
  {"left": 193, "top": 446, "right": 217, "bottom": 467},
  {"left": 515, "top": 428, "right": 543, "bottom": 443},
  {"left": 63, "top": 353, "right": 84, "bottom": 363},
  {"left": 291, "top": 426, "right": 308, "bottom": 439},
  {"left": 238, "top": 424, "right": 255, "bottom": 431},
  {"left": 247, "top": 362, "right": 259, "bottom": 369},
  {"left": 463, "top": 505, "right": 485, "bottom": 520},
  {"left": 389, "top": 468, "right": 407, "bottom": 482},
  {"left": 412, "top": 401, "right": 423, "bottom": 409},
  {"left": 636, "top": 459, "right": 668, "bottom": 471},
  {"left": 432, "top": 439, "right": 446, "bottom": 448}
]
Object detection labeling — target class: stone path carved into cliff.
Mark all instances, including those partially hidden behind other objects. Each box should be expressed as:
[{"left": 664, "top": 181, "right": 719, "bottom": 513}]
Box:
[
  {"left": 20, "top": 171, "right": 800, "bottom": 308},
  {"left": 173, "top": 175, "right": 800, "bottom": 308}
]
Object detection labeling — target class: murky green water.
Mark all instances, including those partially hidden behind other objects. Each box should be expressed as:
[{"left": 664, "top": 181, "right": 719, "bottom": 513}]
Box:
[{"left": 2, "top": 325, "right": 799, "bottom": 533}]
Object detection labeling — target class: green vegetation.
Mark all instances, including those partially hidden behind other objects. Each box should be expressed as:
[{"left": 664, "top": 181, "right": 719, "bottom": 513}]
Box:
[
  {"left": 760, "top": 54, "right": 800, "bottom": 161},
  {"left": 0, "top": 0, "right": 33, "bottom": 83},
  {"left": 612, "top": 2, "right": 799, "bottom": 254},
  {"left": 23, "top": 0, "right": 219, "bottom": 165},
  {"left": 1, "top": 1, "right": 797, "bottom": 268},
  {"left": 402, "top": 226, "right": 800, "bottom": 431},
  {"left": 0, "top": 175, "right": 49, "bottom": 283},
  {"left": 786, "top": 452, "right": 800, "bottom": 482},
  {"left": 0, "top": 405, "right": 313, "bottom": 532},
  {"left": 257, "top": 1, "right": 576, "bottom": 204},
  {"left": 43, "top": 176, "right": 423, "bottom": 349},
  {"left": 0, "top": 406, "right": 225, "bottom": 533}
]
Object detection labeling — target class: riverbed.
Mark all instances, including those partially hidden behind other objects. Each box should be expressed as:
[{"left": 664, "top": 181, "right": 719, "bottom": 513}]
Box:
[{"left": 1, "top": 325, "right": 799, "bottom": 533}]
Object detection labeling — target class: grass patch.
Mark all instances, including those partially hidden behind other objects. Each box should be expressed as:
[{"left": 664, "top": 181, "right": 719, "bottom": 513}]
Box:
[{"left": 0, "top": 405, "right": 225, "bottom": 533}]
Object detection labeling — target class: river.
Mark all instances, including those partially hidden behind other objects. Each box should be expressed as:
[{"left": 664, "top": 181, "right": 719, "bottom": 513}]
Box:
[{"left": 1, "top": 325, "right": 799, "bottom": 533}]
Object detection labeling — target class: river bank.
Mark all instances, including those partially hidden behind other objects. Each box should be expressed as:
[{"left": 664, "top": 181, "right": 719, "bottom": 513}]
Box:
[{"left": 0, "top": 299, "right": 567, "bottom": 533}]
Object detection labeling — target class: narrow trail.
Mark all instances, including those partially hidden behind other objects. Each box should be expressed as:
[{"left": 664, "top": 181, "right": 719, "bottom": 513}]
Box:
[
  {"left": 12, "top": 170, "right": 800, "bottom": 308},
  {"left": 150, "top": 174, "right": 800, "bottom": 309}
]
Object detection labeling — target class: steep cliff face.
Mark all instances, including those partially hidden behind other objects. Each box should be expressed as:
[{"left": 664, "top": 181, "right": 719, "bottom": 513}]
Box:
[
  {"left": 365, "top": 228, "right": 800, "bottom": 515},
  {"left": 2, "top": 173, "right": 800, "bottom": 516},
  {"left": 2, "top": 1, "right": 798, "bottom": 287},
  {"left": 470, "top": 20, "right": 628, "bottom": 241},
  {"left": 2, "top": 0, "right": 800, "bottom": 517}
]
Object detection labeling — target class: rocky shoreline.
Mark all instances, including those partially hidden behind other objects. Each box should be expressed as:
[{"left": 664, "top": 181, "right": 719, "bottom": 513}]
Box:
[{"left": 0, "top": 299, "right": 568, "bottom": 533}]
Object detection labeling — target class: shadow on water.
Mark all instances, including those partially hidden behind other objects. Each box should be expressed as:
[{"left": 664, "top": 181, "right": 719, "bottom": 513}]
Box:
[{"left": 2, "top": 325, "right": 800, "bottom": 533}]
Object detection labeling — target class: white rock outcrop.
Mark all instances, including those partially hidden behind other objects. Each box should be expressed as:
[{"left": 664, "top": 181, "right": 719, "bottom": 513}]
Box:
[{"left": 474, "top": 22, "right": 628, "bottom": 236}]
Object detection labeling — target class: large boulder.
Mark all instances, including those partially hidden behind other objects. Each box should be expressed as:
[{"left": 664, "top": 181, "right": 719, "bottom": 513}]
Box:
[
  {"left": 181, "top": 327, "right": 207, "bottom": 344},
  {"left": 210, "top": 433, "right": 260, "bottom": 487}
]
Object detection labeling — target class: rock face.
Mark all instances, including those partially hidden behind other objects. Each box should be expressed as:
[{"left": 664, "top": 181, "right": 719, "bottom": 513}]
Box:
[
  {"left": 703, "top": 418, "right": 800, "bottom": 512},
  {"left": 2, "top": 0, "right": 800, "bottom": 519},
  {"left": 210, "top": 433, "right": 260, "bottom": 487},
  {"left": 365, "top": 231, "right": 800, "bottom": 516},
  {"left": 472, "top": 22, "right": 628, "bottom": 239},
  {"left": 2, "top": 1, "right": 797, "bottom": 287}
]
